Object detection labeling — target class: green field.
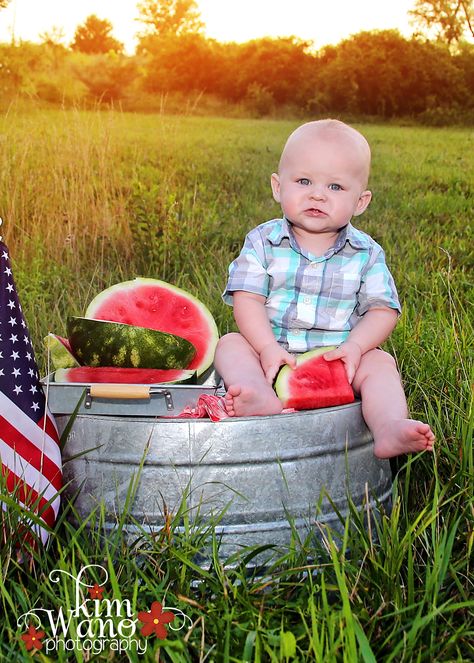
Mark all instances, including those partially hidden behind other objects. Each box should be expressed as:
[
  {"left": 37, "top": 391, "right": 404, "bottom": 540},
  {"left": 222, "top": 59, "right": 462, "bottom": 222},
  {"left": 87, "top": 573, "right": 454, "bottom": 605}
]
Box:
[{"left": 1, "top": 109, "right": 473, "bottom": 661}]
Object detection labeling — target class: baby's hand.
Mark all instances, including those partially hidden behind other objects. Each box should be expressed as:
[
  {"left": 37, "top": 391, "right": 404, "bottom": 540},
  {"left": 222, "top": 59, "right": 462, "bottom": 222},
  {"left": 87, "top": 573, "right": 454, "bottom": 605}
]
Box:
[
  {"left": 259, "top": 343, "right": 296, "bottom": 385},
  {"left": 323, "top": 341, "right": 362, "bottom": 384}
]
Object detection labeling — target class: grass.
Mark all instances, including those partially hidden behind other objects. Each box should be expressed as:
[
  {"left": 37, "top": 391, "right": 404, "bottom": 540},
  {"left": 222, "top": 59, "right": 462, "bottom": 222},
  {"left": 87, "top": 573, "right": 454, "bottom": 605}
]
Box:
[{"left": 0, "top": 107, "right": 472, "bottom": 661}]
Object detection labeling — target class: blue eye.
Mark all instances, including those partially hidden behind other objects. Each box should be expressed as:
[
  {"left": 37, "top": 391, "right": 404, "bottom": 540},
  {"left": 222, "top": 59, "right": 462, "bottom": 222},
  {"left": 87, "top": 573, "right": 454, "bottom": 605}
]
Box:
[
  {"left": 329, "top": 183, "right": 342, "bottom": 191},
  {"left": 297, "top": 178, "right": 311, "bottom": 185}
]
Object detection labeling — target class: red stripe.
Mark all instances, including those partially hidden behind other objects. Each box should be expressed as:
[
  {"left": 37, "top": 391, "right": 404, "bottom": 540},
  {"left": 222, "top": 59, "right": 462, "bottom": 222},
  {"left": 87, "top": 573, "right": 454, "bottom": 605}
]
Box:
[
  {"left": 37, "top": 413, "right": 60, "bottom": 444},
  {"left": 2, "top": 465, "right": 56, "bottom": 528},
  {"left": 0, "top": 416, "right": 62, "bottom": 491}
]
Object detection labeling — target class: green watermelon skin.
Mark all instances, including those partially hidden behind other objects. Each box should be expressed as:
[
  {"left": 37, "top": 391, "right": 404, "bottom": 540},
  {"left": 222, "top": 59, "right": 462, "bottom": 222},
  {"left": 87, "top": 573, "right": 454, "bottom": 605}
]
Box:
[
  {"left": 54, "top": 366, "right": 195, "bottom": 384},
  {"left": 67, "top": 317, "right": 196, "bottom": 370},
  {"left": 85, "top": 278, "right": 219, "bottom": 376},
  {"left": 44, "top": 333, "right": 80, "bottom": 369},
  {"left": 274, "top": 347, "right": 355, "bottom": 410}
]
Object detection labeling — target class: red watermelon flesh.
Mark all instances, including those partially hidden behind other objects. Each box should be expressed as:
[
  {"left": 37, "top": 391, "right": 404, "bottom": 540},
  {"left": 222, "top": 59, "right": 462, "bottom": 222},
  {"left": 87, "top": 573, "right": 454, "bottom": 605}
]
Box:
[
  {"left": 274, "top": 348, "right": 355, "bottom": 410},
  {"left": 85, "top": 278, "right": 219, "bottom": 376},
  {"left": 53, "top": 366, "right": 195, "bottom": 384}
]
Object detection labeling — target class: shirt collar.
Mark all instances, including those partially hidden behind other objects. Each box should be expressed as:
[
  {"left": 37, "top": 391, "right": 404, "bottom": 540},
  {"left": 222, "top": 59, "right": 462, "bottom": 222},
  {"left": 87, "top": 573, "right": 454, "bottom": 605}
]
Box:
[
  {"left": 268, "top": 217, "right": 371, "bottom": 251},
  {"left": 333, "top": 223, "right": 372, "bottom": 251},
  {"left": 267, "top": 217, "right": 292, "bottom": 245}
]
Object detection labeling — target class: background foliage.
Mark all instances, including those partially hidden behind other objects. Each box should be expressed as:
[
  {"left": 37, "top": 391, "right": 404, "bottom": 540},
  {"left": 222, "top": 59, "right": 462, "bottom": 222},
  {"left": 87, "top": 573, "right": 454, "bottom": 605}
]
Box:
[{"left": 0, "top": 0, "right": 473, "bottom": 123}]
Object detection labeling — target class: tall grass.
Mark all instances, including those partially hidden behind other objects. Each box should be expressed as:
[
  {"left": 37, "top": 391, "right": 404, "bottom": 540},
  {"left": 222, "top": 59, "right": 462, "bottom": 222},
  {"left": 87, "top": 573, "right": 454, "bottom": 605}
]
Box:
[{"left": 0, "top": 107, "right": 472, "bottom": 661}]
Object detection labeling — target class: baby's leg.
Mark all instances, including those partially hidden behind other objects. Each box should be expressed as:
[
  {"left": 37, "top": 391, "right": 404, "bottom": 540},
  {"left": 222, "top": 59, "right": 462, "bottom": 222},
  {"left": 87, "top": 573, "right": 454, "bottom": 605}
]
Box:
[
  {"left": 352, "top": 349, "right": 435, "bottom": 459},
  {"left": 213, "top": 333, "right": 283, "bottom": 417}
]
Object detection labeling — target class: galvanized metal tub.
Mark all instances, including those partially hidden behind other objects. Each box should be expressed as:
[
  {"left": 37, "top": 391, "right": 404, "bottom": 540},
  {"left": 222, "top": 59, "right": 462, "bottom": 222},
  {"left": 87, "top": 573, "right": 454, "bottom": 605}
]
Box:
[{"left": 53, "top": 391, "right": 393, "bottom": 561}]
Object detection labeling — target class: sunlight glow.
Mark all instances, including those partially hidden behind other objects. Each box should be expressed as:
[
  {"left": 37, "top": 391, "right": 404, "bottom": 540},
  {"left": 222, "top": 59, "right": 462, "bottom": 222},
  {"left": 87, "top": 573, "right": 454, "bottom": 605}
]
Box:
[{"left": 0, "top": 0, "right": 415, "bottom": 53}]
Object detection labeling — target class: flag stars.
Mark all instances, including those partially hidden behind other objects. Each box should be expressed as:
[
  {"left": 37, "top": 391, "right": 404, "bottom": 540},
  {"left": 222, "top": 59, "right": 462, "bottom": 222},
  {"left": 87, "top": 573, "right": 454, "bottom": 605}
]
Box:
[{"left": 0, "top": 244, "right": 60, "bottom": 458}]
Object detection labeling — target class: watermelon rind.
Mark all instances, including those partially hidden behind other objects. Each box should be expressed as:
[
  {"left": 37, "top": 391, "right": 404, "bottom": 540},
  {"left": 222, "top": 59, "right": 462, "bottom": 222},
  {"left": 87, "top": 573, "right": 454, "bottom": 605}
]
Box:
[
  {"left": 44, "top": 333, "right": 80, "bottom": 369},
  {"left": 274, "top": 347, "right": 334, "bottom": 402},
  {"left": 67, "top": 317, "right": 196, "bottom": 370},
  {"left": 85, "top": 278, "right": 219, "bottom": 376},
  {"left": 53, "top": 367, "right": 196, "bottom": 385}
]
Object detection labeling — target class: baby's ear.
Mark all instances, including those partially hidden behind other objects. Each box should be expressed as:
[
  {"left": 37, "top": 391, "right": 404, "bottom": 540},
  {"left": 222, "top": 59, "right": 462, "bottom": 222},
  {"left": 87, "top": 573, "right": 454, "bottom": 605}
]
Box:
[
  {"left": 354, "top": 190, "right": 372, "bottom": 216},
  {"left": 270, "top": 173, "right": 281, "bottom": 203}
]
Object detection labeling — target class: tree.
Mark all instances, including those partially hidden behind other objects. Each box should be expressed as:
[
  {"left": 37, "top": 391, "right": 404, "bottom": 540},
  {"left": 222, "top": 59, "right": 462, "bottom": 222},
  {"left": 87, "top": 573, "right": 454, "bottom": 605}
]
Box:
[
  {"left": 71, "top": 15, "right": 124, "bottom": 54},
  {"left": 409, "top": 1, "right": 474, "bottom": 46},
  {"left": 39, "top": 26, "right": 66, "bottom": 48},
  {"left": 72, "top": 52, "right": 137, "bottom": 102},
  {"left": 39, "top": 27, "right": 67, "bottom": 71},
  {"left": 311, "top": 30, "right": 470, "bottom": 117},
  {"left": 136, "top": 0, "right": 203, "bottom": 37},
  {"left": 140, "top": 32, "right": 226, "bottom": 93},
  {"left": 227, "top": 38, "right": 316, "bottom": 105}
]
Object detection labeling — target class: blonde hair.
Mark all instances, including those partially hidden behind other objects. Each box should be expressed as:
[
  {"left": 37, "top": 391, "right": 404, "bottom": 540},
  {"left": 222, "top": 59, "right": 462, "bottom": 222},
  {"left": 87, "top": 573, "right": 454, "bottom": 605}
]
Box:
[{"left": 279, "top": 119, "right": 371, "bottom": 187}]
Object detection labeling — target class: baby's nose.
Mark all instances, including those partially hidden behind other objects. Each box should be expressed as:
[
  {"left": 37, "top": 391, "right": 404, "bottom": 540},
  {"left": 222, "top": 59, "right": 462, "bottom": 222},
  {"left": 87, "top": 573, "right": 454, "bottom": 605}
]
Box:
[{"left": 309, "top": 185, "right": 326, "bottom": 200}]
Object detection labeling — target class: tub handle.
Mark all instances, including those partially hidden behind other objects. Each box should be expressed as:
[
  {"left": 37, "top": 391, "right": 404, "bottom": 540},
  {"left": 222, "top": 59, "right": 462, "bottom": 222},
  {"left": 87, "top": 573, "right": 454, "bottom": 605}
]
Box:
[{"left": 85, "top": 385, "right": 174, "bottom": 410}]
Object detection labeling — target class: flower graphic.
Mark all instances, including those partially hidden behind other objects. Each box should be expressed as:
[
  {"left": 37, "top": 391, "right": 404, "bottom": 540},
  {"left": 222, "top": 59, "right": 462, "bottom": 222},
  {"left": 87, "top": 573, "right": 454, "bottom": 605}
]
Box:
[
  {"left": 21, "top": 625, "right": 45, "bottom": 651},
  {"left": 88, "top": 583, "right": 104, "bottom": 600},
  {"left": 138, "top": 601, "right": 175, "bottom": 639}
]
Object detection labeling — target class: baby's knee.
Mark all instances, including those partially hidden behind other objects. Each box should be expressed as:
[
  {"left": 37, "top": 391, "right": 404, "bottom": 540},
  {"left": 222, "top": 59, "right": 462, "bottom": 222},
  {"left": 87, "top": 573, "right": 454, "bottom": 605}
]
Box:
[
  {"left": 215, "top": 332, "right": 251, "bottom": 359},
  {"left": 216, "top": 332, "right": 243, "bottom": 351},
  {"left": 366, "top": 348, "right": 397, "bottom": 367},
  {"left": 214, "top": 333, "right": 260, "bottom": 373},
  {"left": 358, "top": 348, "right": 399, "bottom": 378}
]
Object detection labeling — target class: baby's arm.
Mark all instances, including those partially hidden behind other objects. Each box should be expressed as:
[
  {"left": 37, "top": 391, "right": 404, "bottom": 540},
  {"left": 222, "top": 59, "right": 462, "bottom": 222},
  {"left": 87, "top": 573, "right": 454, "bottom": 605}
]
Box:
[
  {"left": 324, "top": 307, "right": 398, "bottom": 383},
  {"left": 233, "top": 291, "right": 296, "bottom": 383}
]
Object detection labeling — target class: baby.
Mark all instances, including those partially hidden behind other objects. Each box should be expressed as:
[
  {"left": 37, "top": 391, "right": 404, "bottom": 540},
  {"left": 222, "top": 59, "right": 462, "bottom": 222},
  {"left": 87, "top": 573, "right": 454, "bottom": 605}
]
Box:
[{"left": 214, "top": 119, "right": 434, "bottom": 459}]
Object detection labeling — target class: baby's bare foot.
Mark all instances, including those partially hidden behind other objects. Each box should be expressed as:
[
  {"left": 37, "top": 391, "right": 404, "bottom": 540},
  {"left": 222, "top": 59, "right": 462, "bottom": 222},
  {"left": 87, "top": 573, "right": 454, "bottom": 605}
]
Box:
[
  {"left": 373, "top": 419, "right": 435, "bottom": 459},
  {"left": 224, "top": 383, "right": 283, "bottom": 417}
]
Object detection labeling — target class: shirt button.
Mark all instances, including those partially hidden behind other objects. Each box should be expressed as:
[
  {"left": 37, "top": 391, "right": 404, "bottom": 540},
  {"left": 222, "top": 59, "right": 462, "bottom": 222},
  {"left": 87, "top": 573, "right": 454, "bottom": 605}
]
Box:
[
  {"left": 303, "top": 296, "right": 311, "bottom": 304},
  {"left": 310, "top": 263, "right": 317, "bottom": 269},
  {"left": 293, "top": 330, "right": 300, "bottom": 335}
]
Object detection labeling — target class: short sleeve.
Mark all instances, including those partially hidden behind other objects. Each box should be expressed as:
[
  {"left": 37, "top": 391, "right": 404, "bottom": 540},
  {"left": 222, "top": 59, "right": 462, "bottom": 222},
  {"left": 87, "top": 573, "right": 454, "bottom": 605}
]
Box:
[
  {"left": 357, "top": 246, "right": 401, "bottom": 316},
  {"left": 222, "top": 228, "right": 270, "bottom": 305}
]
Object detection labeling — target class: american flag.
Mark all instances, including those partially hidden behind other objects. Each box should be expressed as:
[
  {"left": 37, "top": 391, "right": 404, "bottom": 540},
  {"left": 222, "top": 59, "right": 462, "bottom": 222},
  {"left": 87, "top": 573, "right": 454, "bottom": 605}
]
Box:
[{"left": 0, "top": 239, "right": 62, "bottom": 544}]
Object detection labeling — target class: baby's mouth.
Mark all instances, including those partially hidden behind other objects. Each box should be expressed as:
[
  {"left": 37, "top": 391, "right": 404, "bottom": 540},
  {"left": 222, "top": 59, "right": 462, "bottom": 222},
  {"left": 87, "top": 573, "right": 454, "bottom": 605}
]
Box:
[{"left": 305, "top": 208, "right": 327, "bottom": 217}]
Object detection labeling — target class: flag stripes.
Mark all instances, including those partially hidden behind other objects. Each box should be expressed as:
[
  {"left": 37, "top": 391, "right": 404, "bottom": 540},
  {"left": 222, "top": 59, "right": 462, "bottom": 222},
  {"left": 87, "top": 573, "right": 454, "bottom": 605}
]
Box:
[{"left": 0, "top": 239, "right": 62, "bottom": 545}]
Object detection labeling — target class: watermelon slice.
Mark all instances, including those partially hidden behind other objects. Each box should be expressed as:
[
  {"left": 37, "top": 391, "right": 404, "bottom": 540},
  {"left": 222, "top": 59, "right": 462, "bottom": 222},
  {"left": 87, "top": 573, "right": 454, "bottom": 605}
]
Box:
[
  {"left": 53, "top": 366, "right": 195, "bottom": 384},
  {"left": 67, "top": 317, "right": 196, "bottom": 369},
  {"left": 85, "top": 278, "right": 219, "bottom": 376},
  {"left": 44, "top": 333, "right": 80, "bottom": 369},
  {"left": 274, "top": 347, "right": 355, "bottom": 410}
]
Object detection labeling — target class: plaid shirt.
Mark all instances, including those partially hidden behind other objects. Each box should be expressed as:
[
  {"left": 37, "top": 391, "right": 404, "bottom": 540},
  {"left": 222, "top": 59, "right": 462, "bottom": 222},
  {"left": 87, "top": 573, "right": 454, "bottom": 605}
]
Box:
[{"left": 223, "top": 217, "right": 401, "bottom": 352}]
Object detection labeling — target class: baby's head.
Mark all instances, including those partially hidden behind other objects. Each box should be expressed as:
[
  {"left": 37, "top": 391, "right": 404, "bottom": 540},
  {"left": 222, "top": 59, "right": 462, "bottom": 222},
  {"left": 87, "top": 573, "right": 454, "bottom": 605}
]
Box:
[
  {"left": 278, "top": 119, "right": 371, "bottom": 189},
  {"left": 271, "top": 119, "right": 373, "bottom": 233}
]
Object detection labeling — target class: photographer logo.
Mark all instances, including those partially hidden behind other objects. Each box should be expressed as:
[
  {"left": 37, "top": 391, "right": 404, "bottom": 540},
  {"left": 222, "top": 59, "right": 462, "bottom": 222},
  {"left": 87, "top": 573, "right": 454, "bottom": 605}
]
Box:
[{"left": 17, "top": 564, "right": 191, "bottom": 655}]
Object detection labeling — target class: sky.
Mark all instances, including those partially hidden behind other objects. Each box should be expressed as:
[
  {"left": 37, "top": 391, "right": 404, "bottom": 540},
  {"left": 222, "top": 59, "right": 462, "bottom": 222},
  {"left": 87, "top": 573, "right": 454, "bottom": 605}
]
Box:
[{"left": 0, "top": 0, "right": 416, "bottom": 53}]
